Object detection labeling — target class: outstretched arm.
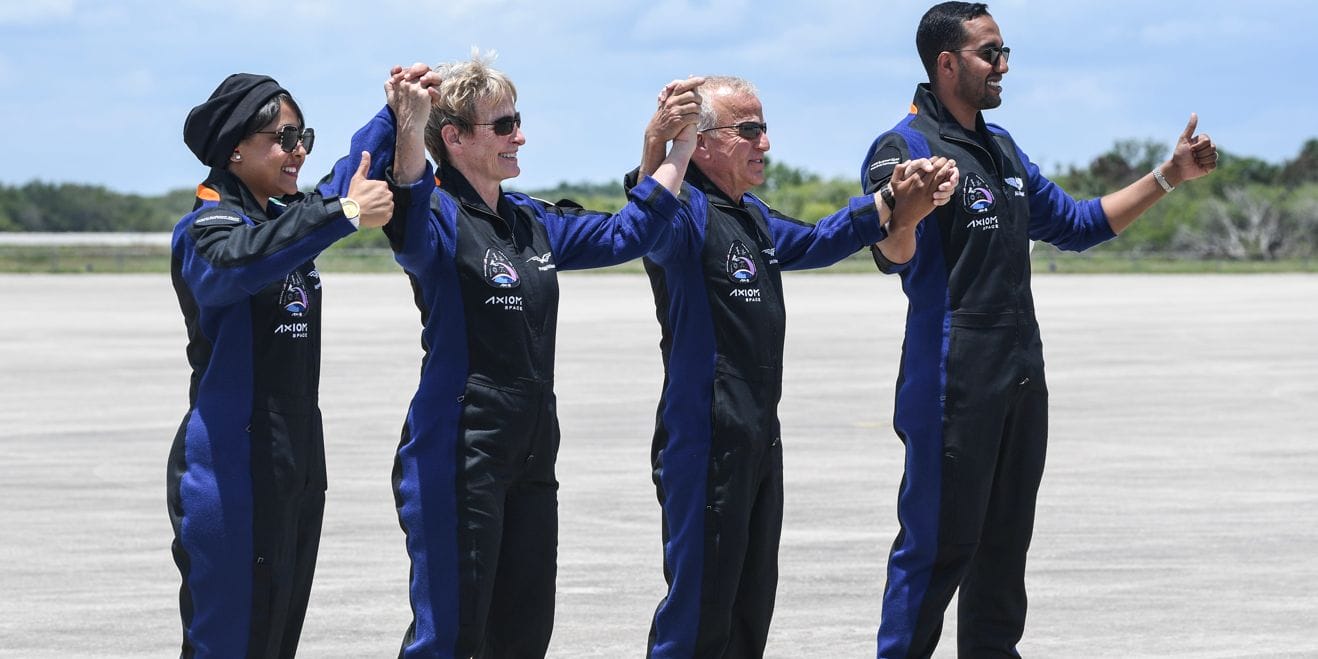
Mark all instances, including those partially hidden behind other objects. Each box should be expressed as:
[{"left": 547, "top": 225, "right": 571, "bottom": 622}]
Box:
[{"left": 1100, "top": 113, "right": 1218, "bottom": 233}]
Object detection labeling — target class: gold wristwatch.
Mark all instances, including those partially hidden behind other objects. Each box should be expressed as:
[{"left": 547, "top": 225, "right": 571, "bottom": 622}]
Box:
[{"left": 339, "top": 197, "right": 361, "bottom": 220}]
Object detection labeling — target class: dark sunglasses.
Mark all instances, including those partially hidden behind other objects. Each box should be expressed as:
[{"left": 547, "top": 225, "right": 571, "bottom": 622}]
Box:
[
  {"left": 254, "top": 125, "right": 315, "bottom": 154},
  {"left": 473, "top": 112, "right": 522, "bottom": 136},
  {"left": 699, "top": 121, "right": 768, "bottom": 141},
  {"left": 952, "top": 45, "right": 1011, "bottom": 66}
]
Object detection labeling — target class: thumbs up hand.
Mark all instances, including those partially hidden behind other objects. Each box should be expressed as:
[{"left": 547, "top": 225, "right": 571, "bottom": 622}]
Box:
[
  {"left": 346, "top": 151, "right": 395, "bottom": 229},
  {"left": 1164, "top": 113, "right": 1218, "bottom": 187}
]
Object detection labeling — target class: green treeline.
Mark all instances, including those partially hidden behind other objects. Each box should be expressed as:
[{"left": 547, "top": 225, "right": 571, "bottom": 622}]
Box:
[
  {"left": 4, "top": 137, "right": 1317, "bottom": 260},
  {"left": 0, "top": 184, "right": 196, "bottom": 233},
  {"left": 1050, "top": 138, "right": 1318, "bottom": 259}
]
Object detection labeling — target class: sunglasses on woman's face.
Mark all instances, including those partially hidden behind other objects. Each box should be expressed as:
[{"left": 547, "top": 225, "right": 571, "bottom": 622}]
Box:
[
  {"left": 473, "top": 112, "right": 522, "bottom": 136},
  {"left": 254, "top": 125, "right": 315, "bottom": 154}
]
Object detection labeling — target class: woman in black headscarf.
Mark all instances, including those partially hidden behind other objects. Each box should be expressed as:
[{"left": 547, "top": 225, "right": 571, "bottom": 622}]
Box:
[{"left": 167, "top": 73, "right": 392, "bottom": 658}]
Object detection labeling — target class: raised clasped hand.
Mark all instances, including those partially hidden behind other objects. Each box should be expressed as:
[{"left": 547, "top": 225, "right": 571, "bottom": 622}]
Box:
[
  {"left": 649, "top": 76, "right": 705, "bottom": 145},
  {"left": 888, "top": 157, "right": 959, "bottom": 232},
  {"left": 386, "top": 63, "right": 441, "bottom": 137}
]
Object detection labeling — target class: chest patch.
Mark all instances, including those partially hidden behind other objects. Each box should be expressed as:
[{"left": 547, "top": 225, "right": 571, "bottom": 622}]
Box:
[
  {"left": 725, "top": 240, "right": 758, "bottom": 284},
  {"left": 962, "top": 172, "right": 997, "bottom": 215},
  {"left": 280, "top": 270, "right": 313, "bottom": 316},
  {"left": 273, "top": 270, "right": 315, "bottom": 339},
  {"left": 483, "top": 248, "right": 521, "bottom": 289}
]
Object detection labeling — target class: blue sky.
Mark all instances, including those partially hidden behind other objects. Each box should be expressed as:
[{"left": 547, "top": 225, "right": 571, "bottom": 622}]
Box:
[{"left": 1, "top": 0, "right": 1311, "bottom": 195}]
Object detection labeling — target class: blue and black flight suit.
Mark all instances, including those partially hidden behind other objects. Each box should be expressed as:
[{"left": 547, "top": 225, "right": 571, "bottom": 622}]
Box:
[
  {"left": 341, "top": 107, "right": 683, "bottom": 659},
  {"left": 859, "top": 83, "right": 1116, "bottom": 658},
  {"left": 168, "top": 160, "right": 364, "bottom": 658},
  {"left": 635, "top": 164, "right": 886, "bottom": 658}
]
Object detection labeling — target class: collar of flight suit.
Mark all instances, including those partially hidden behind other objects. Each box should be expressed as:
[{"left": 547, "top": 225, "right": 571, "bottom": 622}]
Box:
[{"left": 196, "top": 166, "right": 304, "bottom": 222}]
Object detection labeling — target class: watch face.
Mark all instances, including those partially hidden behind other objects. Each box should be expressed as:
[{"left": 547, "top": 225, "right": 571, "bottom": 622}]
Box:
[{"left": 341, "top": 198, "right": 360, "bottom": 218}]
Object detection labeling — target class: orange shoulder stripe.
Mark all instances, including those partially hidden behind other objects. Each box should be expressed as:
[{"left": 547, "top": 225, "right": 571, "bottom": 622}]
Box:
[{"left": 195, "top": 183, "right": 220, "bottom": 202}]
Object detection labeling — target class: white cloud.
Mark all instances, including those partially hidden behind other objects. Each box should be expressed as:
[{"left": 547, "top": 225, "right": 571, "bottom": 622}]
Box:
[
  {"left": 0, "top": 0, "right": 74, "bottom": 25},
  {"left": 173, "top": 0, "right": 542, "bottom": 25},
  {"left": 1014, "top": 71, "right": 1124, "bottom": 115},
  {"left": 174, "top": 0, "right": 335, "bottom": 19},
  {"left": 631, "top": 0, "right": 751, "bottom": 42},
  {"left": 1138, "top": 15, "right": 1272, "bottom": 45},
  {"left": 1, "top": 0, "right": 1314, "bottom": 194}
]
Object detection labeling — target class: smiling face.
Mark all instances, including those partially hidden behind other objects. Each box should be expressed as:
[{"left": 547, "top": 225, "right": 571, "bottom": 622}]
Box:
[
  {"left": 229, "top": 99, "right": 305, "bottom": 201},
  {"left": 950, "top": 15, "right": 1008, "bottom": 112},
  {"left": 694, "top": 91, "right": 770, "bottom": 200},
  {"left": 450, "top": 96, "right": 525, "bottom": 193}
]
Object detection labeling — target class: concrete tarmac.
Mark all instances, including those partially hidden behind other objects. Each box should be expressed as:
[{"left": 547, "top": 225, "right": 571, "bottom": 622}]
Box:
[{"left": 1, "top": 272, "right": 1315, "bottom": 657}]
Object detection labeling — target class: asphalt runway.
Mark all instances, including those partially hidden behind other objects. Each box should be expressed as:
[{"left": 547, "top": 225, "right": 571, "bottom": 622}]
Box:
[{"left": 2, "top": 272, "right": 1315, "bottom": 658}]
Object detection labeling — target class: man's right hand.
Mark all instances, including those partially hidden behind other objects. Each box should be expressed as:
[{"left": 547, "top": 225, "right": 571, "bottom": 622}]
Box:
[
  {"left": 646, "top": 77, "right": 705, "bottom": 145},
  {"left": 871, "top": 157, "right": 958, "bottom": 266},
  {"left": 889, "top": 157, "right": 959, "bottom": 233},
  {"left": 347, "top": 152, "right": 394, "bottom": 229}
]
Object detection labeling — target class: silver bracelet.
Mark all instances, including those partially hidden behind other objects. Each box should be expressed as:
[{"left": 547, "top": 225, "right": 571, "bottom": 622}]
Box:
[{"left": 1152, "top": 167, "right": 1175, "bottom": 193}]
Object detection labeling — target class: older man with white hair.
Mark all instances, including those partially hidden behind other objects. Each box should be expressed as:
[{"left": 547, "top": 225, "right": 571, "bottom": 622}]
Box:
[{"left": 631, "top": 75, "right": 959, "bottom": 658}]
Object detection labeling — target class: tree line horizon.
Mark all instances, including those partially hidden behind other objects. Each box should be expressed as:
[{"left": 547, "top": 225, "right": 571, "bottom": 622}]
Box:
[{"left": 3, "top": 137, "right": 1316, "bottom": 260}]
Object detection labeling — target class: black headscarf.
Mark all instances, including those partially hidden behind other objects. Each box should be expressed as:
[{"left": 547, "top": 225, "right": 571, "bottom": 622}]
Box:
[{"left": 183, "top": 73, "right": 288, "bottom": 168}]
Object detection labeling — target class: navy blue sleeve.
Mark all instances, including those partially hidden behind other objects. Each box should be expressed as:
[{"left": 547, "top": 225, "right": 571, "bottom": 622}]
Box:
[
  {"left": 862, "top": 136, "right": 909, "bottom": 195},
  {"left": 1008, "top": 137, "right": 1116, "bottom": 252},
  {"left": 763, "top": 196, "right": 886, "bottom": 271},
  {"left": 541, "top": 174, "right": 684, "bottom": 270},
  {"left": 385, "top": 167, "right": 458, "bottom": 277},
  {"left": 177, "top": 197, "right": 354, "bottom": 308},
  {"left": 322, "top": 105, "right": 458, "bottom": 274},
  {"left": 318, "top": 105, "right": 399, "bottom": 197}
]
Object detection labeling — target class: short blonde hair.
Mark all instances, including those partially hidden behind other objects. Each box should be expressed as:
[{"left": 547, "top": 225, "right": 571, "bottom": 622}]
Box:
[{"left": 424, "top": 48, "right": 518, "bottom": 164}]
